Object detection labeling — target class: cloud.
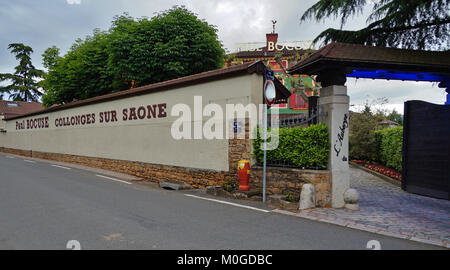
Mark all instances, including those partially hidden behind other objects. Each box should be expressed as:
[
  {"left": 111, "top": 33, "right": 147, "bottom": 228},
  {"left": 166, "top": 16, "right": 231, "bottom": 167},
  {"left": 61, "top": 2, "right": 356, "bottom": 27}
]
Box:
[
  {"left": 0, "top": 0, "right": 447, "bottom": 110},
  {"left": 66, "top": 0, "right": 81, "bottom": 4},
  {"left": 347, "top": 78, "right": 446, "bottom": 114}
]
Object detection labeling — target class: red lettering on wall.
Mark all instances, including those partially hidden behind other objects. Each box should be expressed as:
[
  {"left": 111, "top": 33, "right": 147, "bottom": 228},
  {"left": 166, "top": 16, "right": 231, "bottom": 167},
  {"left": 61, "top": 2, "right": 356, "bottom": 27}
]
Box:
[
  {"left": 122, "top": 108, "right": 128, "bottom": 121},
  {"left": 86, "top": 114, "right": 92, "bottom": 124},
  {"left": 129, "top": 107, "right": 137, "bottom": 120},
  {"left": 158, "top": 103, "right": 167, "bottom": 118},
  {"left": 137, "top": 106, "right": 146, "bottom": 119},
  {"left": 111, "top": 111, "right": 117, "bottom": 122},
  {"left": 147, "top": 105, "right": 157, "bottom": 119},
  {"left": 105, "top": 111, "right": 111, "bottom": 123}
]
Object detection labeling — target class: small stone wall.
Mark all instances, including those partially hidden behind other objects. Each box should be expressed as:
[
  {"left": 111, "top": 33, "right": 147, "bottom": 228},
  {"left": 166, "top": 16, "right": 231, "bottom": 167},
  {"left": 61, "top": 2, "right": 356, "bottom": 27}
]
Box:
[
  {"left": 0, "top": 146, "right": 243, "bottom": 189},
  {"left": 250, "top": 166, "right": 331, "bottom": 207},
  {"left": 0, "top": 147, "right": 32, "bottom": 157}
]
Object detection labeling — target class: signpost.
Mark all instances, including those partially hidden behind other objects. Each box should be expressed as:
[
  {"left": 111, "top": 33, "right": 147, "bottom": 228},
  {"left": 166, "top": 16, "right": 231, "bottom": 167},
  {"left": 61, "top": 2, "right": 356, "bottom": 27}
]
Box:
[
  {"left": 262, "top": 71, "right": 276, "bottom": 203},
  {"left": 265, "top": 69, "right": 275, "bottom": 82}
]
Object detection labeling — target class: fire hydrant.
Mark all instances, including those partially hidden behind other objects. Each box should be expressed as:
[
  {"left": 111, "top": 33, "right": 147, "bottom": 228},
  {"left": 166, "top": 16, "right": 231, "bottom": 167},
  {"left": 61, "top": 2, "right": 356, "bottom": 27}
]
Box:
[{"left": 237, "top": 160, "right": 250, "bottom": 191}]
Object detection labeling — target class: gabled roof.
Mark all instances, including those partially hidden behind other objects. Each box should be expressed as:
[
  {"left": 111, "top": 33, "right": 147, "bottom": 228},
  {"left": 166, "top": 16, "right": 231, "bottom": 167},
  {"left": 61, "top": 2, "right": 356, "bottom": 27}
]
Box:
[
  {"left": 0, "top": 101, "right": 44, "bottom": 118},
  {"left": 379, "top": 119, "right": 400, "bottom": 126},
  {"left": 5, "top": 61, "right": 291, "bottom": 121},
  {"left": 235, "top": 46, "right": 310, "bottom": 59},
  {"left": 288, "top": 42, "right": 450, "bottom": 76}
]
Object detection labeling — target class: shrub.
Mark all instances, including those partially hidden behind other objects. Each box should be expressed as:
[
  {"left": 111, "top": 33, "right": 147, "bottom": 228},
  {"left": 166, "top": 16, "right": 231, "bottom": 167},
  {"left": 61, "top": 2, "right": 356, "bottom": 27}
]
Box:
[
  {"left": 253, "top": 123, "right": 330, "bottom": 169},
  {"left": 375, "top": 127, "right": 403, "bottom": 172},
  {"left": 349, "top": 112, "right": 379, "bottom": 161},
  {"left": 222, "top": 178, "right": 239, "bottom": 192}
]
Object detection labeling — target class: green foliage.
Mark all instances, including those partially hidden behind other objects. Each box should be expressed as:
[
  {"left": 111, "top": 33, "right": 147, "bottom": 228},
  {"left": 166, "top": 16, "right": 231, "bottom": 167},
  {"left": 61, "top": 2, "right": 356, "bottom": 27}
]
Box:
[
  {"left": 41, "top": 6, "right": 225, "bottom": 107},
  {"left": 42, "top": 46, "right": 61, "bottom": 70},
  {"left": 222, "top": 178, "right": 239, "bottom": 192},
  {"left": 301, "top": 0, "right": 450, "bottom": 50},
  {"left": 349, "top": 111, "right": 380, "bottom": 161},
  {"left": 253, "top": 124, "right": 330, "bottom": 169},
  {"left": 42, "top": 30, "right": 116, "bottom": 107},
  {"left": 0, "top": 43, "right": 44, "bottom": 102},
  {"left": 386, "top": 109, "right": 403, "bottom": 126},
  {"left": 375, "top": 127, "right": 403, "bottom": 172},
  {"left": 349, "top": 101, "right": 403, "bottom": 172},
  {"left": 285, "top": 193, "right": 295, "bottom": 202},
  {"left": 108, "top": 7, "right": 224, "bottom": 86}
]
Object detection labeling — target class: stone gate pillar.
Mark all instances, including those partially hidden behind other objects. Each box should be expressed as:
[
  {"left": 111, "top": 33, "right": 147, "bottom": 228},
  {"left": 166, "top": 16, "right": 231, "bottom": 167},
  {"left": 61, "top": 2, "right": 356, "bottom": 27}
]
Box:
[{"left": 318, "top": 71, "right": 350, "bottom": 208}]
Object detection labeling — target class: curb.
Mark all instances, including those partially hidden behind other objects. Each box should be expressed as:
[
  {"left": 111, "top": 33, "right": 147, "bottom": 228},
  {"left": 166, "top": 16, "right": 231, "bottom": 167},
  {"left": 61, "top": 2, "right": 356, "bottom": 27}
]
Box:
[{"left": 271, "top": 209, "right": 449, "bottom": 249}]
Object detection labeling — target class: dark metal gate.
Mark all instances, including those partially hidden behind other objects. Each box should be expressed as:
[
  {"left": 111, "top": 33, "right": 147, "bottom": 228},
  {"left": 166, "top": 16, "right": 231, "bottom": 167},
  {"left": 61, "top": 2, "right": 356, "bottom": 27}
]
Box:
[{"left": 402, "top": 100, "right": 450, "bottom": 200}]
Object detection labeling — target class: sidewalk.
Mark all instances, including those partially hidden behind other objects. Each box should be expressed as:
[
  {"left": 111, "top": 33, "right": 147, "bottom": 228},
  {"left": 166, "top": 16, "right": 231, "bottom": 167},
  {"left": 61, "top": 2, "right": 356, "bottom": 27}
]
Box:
[{"left": 275, "top": 167, "right": 450, "bottom": 248}]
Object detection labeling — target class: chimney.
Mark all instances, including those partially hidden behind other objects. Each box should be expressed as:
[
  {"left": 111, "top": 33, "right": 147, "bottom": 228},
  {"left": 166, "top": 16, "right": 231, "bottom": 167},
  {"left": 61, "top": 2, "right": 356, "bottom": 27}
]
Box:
[
  {"left": 266, "top": 33, "right": 278, "bottom": 52},
  {"left": 267, "top": 20, "right": 278, "bottom": 52}
]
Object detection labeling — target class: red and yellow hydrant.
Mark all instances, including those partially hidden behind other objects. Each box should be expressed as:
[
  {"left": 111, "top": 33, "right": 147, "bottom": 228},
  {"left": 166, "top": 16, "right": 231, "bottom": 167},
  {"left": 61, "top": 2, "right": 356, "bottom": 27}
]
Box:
[{"left": 237, "top": 160, "right": 250, "bottom": 191}]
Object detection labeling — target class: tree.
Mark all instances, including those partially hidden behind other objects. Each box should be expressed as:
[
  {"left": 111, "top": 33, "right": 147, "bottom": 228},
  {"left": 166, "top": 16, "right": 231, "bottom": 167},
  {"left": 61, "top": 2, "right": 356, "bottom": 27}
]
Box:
[
  {"left": 41, "top": 30, "right": 115, "bottom": 107},
  {"left": 349, "top": 98, "right": 388, "bottom": 160},
  {"left": 41, "top": 6, "right": 225, "bottom": 107},
  {"left": 42, "top": 46, "right": 61, "bottom": 70},
  {"left": 386, "top": 109, "right": 403, "bottom": 125},
  {"left": 0, "top": 43, "right": 44, "bottom": 102},
  {"left": 301, "top": 0, "right": 450, "bottom": 50},
  {"left": 350, "top": 107, "right": 382, "bottom": 161},
  {"left": 108, "top": 6, "right": 224, "bottom": 87}
]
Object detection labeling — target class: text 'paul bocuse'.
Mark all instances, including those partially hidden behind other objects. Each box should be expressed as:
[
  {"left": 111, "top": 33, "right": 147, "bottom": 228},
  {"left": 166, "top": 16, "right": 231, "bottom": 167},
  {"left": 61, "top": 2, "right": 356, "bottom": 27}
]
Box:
[{"left": 15, "top": 103, "right": 167, "bottom": 130}]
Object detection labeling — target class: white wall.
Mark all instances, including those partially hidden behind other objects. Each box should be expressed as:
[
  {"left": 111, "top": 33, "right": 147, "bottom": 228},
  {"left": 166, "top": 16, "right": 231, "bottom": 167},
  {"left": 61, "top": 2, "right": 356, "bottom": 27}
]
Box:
[{"left": 0, "top": 74, "right": 264, "bottom": 172}]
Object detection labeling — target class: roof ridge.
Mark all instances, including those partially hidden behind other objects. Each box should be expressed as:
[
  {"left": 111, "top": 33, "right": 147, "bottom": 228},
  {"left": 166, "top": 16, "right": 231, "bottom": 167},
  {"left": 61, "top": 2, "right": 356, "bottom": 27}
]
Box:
[
  {"left": 4, "top": 61, "right": 276, "bottom": 121},
  {"left": 332, "top": 42, "right": 448, "bottom": 54}
]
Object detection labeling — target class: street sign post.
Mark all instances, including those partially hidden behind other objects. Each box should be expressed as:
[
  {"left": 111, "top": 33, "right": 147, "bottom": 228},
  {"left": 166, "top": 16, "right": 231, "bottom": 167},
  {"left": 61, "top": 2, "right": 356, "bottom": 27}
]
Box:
[
  {"left": 265, "top": 69, "right": 275, "bottom": 81},
  {"left": 262, "top": 71, "right": 276, "bottom": 203}
]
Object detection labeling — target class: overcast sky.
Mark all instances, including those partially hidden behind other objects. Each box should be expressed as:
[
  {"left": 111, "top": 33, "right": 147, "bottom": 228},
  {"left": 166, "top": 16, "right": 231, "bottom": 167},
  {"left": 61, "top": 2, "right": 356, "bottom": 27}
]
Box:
[{"left": 0, "top": 0, "right": 446, "bottom": 113}]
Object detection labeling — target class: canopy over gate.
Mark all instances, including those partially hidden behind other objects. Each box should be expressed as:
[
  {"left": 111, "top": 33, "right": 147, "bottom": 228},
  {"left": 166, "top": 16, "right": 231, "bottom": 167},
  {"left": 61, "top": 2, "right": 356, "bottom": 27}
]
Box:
[
  {"left": 288, "top": 42, "right": 450, "bottom": 203},
  {"left": 288, "top": 42, "right": 450, "bottom": 104}
]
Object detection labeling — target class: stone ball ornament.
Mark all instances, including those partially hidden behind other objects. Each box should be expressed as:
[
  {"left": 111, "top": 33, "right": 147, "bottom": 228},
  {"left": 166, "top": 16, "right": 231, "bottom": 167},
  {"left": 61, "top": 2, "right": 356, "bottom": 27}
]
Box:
[{"left": 344, "top": 188, "right": 359, "bottom": 210}]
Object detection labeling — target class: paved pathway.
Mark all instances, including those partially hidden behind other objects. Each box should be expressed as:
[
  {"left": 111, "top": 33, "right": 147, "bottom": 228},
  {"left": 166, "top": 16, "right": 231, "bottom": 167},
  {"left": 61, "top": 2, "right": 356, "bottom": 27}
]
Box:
[{"left": 292, "top": 167, "right": 450, "bottom": 248}]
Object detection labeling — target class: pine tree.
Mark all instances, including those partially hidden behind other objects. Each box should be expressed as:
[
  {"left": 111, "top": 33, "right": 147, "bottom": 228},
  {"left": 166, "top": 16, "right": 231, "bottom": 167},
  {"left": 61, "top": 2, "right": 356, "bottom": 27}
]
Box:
[
  {"left": 301, "top": 0, "right": 450, "bottom": 50},
  {"left": 0, "top": 43, "right": 44, "bottom": 102}
]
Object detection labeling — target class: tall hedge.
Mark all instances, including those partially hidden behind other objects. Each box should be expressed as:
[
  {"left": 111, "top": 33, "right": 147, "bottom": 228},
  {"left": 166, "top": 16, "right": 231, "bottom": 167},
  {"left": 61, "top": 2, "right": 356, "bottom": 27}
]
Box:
[
  {"left": 253, "top": 124, "right": 330, "bottom": 169},
  {"left": 375, "top": 127, "right": 403, "bottom": 172}
]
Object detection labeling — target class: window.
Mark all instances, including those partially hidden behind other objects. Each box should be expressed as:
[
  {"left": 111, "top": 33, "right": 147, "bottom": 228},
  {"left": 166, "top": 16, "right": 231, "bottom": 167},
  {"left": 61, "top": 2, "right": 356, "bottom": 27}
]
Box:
[{"left": 6, "top": 103, "right": 18, "bottom": 107}]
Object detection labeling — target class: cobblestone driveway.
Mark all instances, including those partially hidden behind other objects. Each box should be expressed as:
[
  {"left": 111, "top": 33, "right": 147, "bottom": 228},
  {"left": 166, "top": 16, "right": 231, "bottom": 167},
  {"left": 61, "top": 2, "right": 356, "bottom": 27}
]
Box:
[{"left": 297, "top": 166, "right": 450, "bottom": 247}]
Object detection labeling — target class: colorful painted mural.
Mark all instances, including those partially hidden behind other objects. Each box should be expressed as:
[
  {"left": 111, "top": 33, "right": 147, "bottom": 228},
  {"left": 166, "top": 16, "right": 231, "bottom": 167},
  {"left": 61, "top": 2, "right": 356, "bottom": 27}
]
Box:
[{"left": 226, "top": 31, "right": 316, "bottom": 116}]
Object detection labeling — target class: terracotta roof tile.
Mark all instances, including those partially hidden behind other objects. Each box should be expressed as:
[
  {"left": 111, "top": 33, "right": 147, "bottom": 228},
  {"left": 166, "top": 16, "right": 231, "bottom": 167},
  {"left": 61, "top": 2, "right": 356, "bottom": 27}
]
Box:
[
  {"left": 0, "top": 101, "right": 44, "bottom": 118},
  {"left": 5, "top": 61, "right": 291, "bottom": 120}
]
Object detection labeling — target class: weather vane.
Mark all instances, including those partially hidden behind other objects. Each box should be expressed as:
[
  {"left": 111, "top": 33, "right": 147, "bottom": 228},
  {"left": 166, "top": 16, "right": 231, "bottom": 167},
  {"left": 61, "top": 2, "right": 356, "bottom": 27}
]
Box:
[{"left": 271, "top": 20, "right": 277, "bottom": 34}]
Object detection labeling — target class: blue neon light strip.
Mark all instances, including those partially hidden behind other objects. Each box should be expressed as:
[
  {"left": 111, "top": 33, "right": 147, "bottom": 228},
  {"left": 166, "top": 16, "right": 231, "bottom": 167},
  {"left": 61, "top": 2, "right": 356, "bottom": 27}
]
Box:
[{"left": 346, "top": 69, "right": 445, "bottom": 82}]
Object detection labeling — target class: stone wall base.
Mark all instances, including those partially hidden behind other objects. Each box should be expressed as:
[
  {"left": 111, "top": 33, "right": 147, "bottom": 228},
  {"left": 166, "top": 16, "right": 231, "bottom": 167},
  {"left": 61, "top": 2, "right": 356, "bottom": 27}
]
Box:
[
  {"left": 0, "top": 147, "right": 230, "bottom": 189},
  {"left": 0, "top": 147, "right": 331, "bottom": 207},
  {"left": 251, "top": 166, "right": 331, "bottom": 207}
]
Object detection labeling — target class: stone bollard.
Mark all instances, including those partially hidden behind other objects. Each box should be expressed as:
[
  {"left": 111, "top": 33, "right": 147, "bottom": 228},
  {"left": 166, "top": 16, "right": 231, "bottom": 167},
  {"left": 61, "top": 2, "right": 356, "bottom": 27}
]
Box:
[
  {"left": 344, "top": 188, "right": 359, "bottom": 210},
  {"left": 299, "top": 184, "right": 317, "bottom": 210}
]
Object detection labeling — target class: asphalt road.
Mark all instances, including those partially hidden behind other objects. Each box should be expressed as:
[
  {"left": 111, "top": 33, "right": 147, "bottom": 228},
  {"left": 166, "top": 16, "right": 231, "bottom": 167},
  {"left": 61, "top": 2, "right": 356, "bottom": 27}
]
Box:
[{"left": 0, "top": 153, "right": 442, "bottom": 250}]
